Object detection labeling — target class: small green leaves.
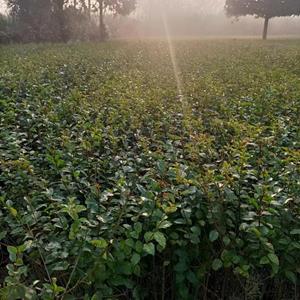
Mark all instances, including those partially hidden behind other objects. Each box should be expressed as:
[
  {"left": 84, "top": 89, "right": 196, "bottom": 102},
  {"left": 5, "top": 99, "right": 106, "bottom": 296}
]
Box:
[
  {"left": 9, "top": 207, "right": 18, "bottom": 217},
  {"left": 0, "top": 230, "right": 7, "bottom": 240},
  {"left": 223, "top": 236, "right": 230, "bottom": 246},
  {"left": 259, "top": 256, "right": 269, "bottom": 265},
  {"left": 131, "top": 253, "right": 141, "bottom": 266},
  {"left": 50, "top": 261, "right": 70, "bottom": 272},
  {"left": 144, "top": 232, "right": 154, "bottom": 243},
  {"left": 285, "top": 271, "right": 297, "bottom": 284},
  {"left": 290, "top": 229, "right": 300, "bottom": 235},
  {"left": 158, "top": 220, "right": 172, "bottom": 229},
  {"left": 154, "top": 232, "right": 166, "bottom": 249},
  {"left": 90, "top": 239, "right": 108, "bottom": 249},
  {"left": 1, "top": 40, "right": 300, "bottom": 299},
  {"left": 61, "top": 198, "right": 86, "bottom": 220},
  {"left": 212, "top": 259, "right": 223, "bottom": 271},
  {"left": 209, "top": 230, "right": 219, "bottom": 242},
  {"left": 134, "top": 222, "right": 143, "bottom": 233},
  {"left": 143, "top": 243, "right": 155, "bottom": 256},
  {"left": 267, "top": 253, "right": 279, "bottom": 266},
  {"left": 7, "top": 246, "right": 18, "bottom": 262},
  {"left": 181, "top": 186, "right": 197, "bottom": 196}
]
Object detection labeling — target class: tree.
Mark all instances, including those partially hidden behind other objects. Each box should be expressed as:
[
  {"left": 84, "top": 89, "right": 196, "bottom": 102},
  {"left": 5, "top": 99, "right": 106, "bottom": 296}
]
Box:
[
  {"left": 4, "top": 0, "right": 137, "bottom": 42},
  {"left": 6, "top": 0, "right": 70, "bottom": 42},
  {"left": 225, "top": 0, "right": 300, "bottom": 39},
  {"left": 96, "top": 0, "right": 136, "bottom": 41},
  {"left": 0, "top": 13, "right": 12, "bottom": 43},
  {"left": 52, "top": 0, "right": 68, "bottom": 42},
  {"left": 6, "top": 0, "right": 55, "bottom": 41}
]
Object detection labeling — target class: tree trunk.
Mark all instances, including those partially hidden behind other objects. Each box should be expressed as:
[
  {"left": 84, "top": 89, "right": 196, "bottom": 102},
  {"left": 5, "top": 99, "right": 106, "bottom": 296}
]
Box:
[
  {"left": 263, "top": 17, "right": 269, "bottom": 40},
  {"left": 98, "top": 0, "right": 105, "bottom": 41},
  {"left": 88, "top": 0, "right": 91, "bottom": 19},
  {"left": 53, "top": 0, "right": 67, "bottom": 42}
]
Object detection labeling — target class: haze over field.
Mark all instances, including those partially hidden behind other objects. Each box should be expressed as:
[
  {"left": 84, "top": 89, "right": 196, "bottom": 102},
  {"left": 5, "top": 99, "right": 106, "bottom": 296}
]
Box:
[
  {"left": 1, "top": 0, "right": 300, "bottom": 37},
  {"left": 134, "top": 0, "right": 300, "bottom": 37}
]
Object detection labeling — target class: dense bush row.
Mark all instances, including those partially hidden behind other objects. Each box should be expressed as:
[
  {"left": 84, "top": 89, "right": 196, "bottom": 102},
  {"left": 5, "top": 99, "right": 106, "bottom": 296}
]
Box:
[{"left": 0, "top": 40, "right": 300, "bottom": 299}]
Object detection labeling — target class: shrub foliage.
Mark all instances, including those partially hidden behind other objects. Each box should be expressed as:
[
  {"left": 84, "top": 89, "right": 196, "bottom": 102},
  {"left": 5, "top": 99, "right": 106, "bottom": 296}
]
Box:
[{"left": 0, "top": 40, "right": 300, "bottom": 299}]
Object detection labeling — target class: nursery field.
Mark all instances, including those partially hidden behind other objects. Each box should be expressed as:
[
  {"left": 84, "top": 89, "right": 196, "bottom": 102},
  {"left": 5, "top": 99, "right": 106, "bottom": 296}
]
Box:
[{"left": 0, "top": 40, "right": 300, "bottom": 299}]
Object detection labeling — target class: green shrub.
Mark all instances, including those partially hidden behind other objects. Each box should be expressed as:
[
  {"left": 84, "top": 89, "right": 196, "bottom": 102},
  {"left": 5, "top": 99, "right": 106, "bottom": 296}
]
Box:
[{"left": 0, "top": 40, "right": 299, "bottom": 299}]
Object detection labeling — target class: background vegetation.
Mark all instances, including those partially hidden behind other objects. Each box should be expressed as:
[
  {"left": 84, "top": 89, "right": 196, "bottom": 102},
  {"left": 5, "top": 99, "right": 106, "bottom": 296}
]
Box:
[
  {"left": 0, "top": 0, "right": 136, "bottom": 43},
  {"left": 0, "top": 40, "right": 300, "bottom": 299},
  {"left": 1, "top": 0, "right": 300, "bottom": 42}
]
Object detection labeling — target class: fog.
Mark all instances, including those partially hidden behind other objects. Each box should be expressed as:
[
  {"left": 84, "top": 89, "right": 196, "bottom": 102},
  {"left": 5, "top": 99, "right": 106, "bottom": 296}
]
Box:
[
  {"left": 1, "top": 0, "right": 300, "bottom": 38},
  {"left": 118, "top": 0, "right": 300, "bottom": 38},
  {"left": 0, "top": 0, "right": 5, "bottom": 13}
]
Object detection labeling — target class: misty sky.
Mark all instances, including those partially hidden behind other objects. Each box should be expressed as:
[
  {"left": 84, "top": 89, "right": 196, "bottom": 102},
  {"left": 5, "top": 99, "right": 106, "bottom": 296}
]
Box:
[
  {"left": 1, "top": 0, "right": 299, "bottom": 37},
  {"left": 0, "top": 0, "right": 226, "bottom": 15},
  {"left": 0, "top": 0, "right": 5, "bottom": 13}
]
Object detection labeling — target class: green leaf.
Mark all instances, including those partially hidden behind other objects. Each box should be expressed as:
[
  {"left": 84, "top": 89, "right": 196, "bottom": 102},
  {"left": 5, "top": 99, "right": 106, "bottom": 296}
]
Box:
[
  {"left": 17, "top": 244, "right": 26, "bottom": 253},
  {"left": 157, "top": 160, "right": 166, "bottom": 174},
  {"left": 0, "top": 230, "right": 7, "bottom": 240},
  {"left": 144, "top": 232, "right": 154, "bottom": 243},
  {"left": 154, "top": 232, "right": 166, "bottom": 249},
  {"left": 134, "top": 222, "right": 142, "bottom": 233},
  {"left": 174, "top": 261, "right": 188, "bottom": 273},
  {"left": 267, "top": 253, "right": 279, "bottom": 266},
  {"left": 158, "top": 220, "right": 172, "bottom": 229},
  {"left": 131, "top": 253, "right": 141, "bottom": 266},
  {"left": 212, "top": 259, "right": 222, "bottom": 271},
  {"left": 186, "top": 271, "right": 198, "bottom": 284},
  {"left": 182, "top": 186, "right": 197, "bottom": 196},
  {"left": 90, "top": 239, "right": 108, "bottom": 249},
  {"left": 285, "top": 271, "right": 297, "bottom": 284},
  {"left": 135, "top": 241, "right": 144, "bottom": 253},
  {"left": 7, "top": 246, "right": 17, "bottom": 262},
  {"left": 143, "top": 243, "right": 155, "bottom": 256},
  {"left": 1, "top": 285, "right": 26, "bottom": 299},
  {"left": 136, "top": 184, "right": 147, "bottom": 195},
  {"left": 209, "top": 230, "right": 219, "bottom": 242},
  {"left": 290, "top": 229, "right": 300, "bottom": 235},
  {"left": 7, "top": 246, "right": 17, "bottom": 254},
  {"left": 223, "top": 236, "right": 230, "bottom": 246},
  {"left": 9, "top": 207, "right": 18, "bottom": 217},
  {"left": 117, "top": 262, "right": 132, "bottom": 275},
  {"left": 69, "top": 219, "right": 81, "bottom": 240},
  {"left": 50, "top": 261, "right": 70, "bottom": 271},
  {"left": 259, "top": 256, "right": 269, "bottom": 265}
]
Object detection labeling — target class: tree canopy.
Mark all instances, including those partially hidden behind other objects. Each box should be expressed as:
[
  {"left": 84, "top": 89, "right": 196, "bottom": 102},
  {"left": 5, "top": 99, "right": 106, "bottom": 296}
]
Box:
[
  {"left": 225, "top": 0, "right": 300, "bottom": 39},
  {"left": 3, "top": 0, "right": 136, "bottom": 42},
  {"left": 102, "top": 0, "right": 136, "bottom": 16},
  {"left": 96, "top": 0, "right": 136, "bottom": 41},
  {"left": 225, "top": 0, "right": 300, "bottom": 18}
]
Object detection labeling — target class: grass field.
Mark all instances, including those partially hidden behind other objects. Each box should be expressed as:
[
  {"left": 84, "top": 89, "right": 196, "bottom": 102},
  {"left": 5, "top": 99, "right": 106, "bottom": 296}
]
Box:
[{"left": 0, "top": 40, "right": 300, "bottom": 299}]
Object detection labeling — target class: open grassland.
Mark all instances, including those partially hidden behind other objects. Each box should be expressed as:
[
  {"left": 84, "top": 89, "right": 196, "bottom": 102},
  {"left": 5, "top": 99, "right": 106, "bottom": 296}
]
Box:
[{"left": 0, "top": 40, "right": 300, "bottom": 299}]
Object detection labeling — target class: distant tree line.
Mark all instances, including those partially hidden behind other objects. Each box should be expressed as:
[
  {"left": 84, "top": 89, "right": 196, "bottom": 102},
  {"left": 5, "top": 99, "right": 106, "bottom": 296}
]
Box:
[
  {"left": 0, "top": 0, "right": 136, "bottom": 43},
  {"left": 1, "top": 0, "right": 300, "bottom": 43}
]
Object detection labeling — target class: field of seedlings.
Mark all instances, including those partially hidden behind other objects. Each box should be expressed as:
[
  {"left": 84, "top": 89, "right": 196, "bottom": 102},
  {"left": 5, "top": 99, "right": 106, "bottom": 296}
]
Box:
[{"left": 0, "top": 40, "right": 300, "bottom": 299}]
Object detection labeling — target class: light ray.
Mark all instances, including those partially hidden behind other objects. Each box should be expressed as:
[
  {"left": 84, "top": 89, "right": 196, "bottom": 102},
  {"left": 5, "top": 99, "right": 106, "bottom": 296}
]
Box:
[{"left": 158, "top": 2, "right": 185, "bottom": 104}]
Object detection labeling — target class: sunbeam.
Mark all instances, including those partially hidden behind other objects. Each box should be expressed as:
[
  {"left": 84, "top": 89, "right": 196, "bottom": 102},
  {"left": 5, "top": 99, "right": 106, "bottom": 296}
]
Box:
[{"left": 158, "top": 1, "right": 185, "bottom": 104}]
